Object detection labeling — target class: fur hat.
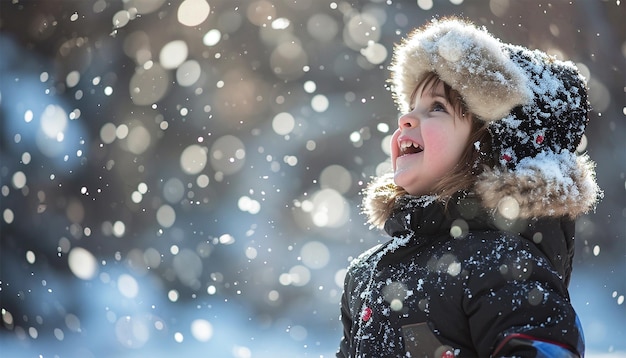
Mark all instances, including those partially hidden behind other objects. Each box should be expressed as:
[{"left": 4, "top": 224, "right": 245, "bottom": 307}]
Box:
[{"left": 369, "top": 17, "right": 601, "bottom": 224}]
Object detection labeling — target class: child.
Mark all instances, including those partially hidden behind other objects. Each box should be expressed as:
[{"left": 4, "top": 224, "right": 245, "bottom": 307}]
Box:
[{"left": 337, "top": 17, "right": 601, "bottom": 358}]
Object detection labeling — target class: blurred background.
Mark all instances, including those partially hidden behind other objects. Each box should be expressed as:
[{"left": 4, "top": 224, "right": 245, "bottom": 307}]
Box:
[{"left": 0, "top": 0, "right": 624, "bottom": 357}]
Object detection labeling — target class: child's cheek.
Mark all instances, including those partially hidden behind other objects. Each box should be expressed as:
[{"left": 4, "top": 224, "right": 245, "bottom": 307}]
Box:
[{"left": 422, "top": 126, "right": 448, "bottom": 153}]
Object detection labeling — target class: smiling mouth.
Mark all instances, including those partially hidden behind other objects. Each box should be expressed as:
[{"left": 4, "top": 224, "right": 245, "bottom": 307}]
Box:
[{"left": 399, "top": 140, "right": 423, "bottom": 157}]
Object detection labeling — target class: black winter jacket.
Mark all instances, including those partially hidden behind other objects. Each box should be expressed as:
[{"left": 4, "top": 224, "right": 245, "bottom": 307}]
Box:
[{"left": 337, "top": 195, "right": 584, "bottom": 357}]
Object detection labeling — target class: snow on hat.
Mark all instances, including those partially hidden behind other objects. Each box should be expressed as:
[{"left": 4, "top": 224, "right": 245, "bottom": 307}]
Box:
[
  {"left": 390, "top": 17, "right": 601, "bottom": 218},
  {"left": 390, "top": 18, "right": 532, "bottom": 121}
]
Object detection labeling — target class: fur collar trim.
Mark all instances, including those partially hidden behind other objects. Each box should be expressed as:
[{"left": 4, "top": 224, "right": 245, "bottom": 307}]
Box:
[
  {"left": 474, "top": 151, "right": 601, "bottom": 219},
  {"left": 362, "top": 152, "right": 601, "bottom": 229}
]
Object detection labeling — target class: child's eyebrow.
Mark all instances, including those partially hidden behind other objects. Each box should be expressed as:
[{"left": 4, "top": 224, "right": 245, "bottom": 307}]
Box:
[
  {"left": 421, "top": 85, "right": 447, "bottom": 100},
  {"left": 429, "top": 91, "right": 449, "bottom": 103}
]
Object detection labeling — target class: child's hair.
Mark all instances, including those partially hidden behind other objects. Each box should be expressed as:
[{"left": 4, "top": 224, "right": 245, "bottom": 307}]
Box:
[{"left": 366, "top": 72, "right": 493, "bottom": 224}]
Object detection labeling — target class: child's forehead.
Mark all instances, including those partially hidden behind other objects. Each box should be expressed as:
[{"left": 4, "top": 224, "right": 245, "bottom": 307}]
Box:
[{"left": 413, "top": 79, "right": 447, "bottom": 100}]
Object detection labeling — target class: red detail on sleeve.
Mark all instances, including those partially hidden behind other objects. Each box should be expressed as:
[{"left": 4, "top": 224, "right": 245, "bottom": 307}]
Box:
[
  {"left": 361, "top": 306, "right": 372, "bottom": 322},
  {"left": 536, "top": 135, "right": 544, "bottom": 144},
  {"left": 441, "top": 349, "right": 455, "bottom": 358}
]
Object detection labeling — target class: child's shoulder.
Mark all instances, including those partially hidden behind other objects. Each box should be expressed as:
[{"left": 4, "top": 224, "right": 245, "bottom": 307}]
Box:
[
  {"left": 348, "top": 243, "right": 382, "bottom": 271},
  {"left": 454, "top": 230, "right": 539, "bottom": 257},
  {"left": 349, "top": 232, "right": 418, "bottom": 270}
]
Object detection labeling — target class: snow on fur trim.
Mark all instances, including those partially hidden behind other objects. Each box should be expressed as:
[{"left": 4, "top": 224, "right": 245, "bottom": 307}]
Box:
[
  {"left": 361, "top": 173, "right": 441, "bottom": 229},
  {"left": 390, "top": 17, "right": 532, "bottom": 121},
  {"left": 361, "top": 172, "right": 399, "bottom": 229},
  {"left": 361, "top": 152, "right": 600, "bottom": 228},
  {"left": 475, "top": 151, "right": 601, "bottom": 219}
]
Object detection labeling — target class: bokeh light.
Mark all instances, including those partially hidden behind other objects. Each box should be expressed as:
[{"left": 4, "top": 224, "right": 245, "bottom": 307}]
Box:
[{"left": 0, "top": 1, "right": 623, "bottom": 357}]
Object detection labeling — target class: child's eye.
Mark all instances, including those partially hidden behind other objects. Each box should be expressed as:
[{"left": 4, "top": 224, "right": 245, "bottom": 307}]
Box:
[{"left": 431, "top": 102, "right": 448, "bottom": 113}]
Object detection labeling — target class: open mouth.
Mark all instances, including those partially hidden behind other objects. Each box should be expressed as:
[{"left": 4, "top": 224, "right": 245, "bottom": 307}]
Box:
[{"left": 399, "top": 140, "right": 423, "bottom": 157}]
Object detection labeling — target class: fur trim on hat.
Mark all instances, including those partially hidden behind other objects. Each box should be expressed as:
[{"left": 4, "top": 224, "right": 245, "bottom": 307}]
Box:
[{"left": 390, "top": 18, "right": 533, "bottom": 121}]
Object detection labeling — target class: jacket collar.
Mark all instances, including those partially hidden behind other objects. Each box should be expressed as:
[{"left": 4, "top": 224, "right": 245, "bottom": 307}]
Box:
[
  {"left": 383, "top": 193, "right": 492, "bottom": 238},
  {"left": 381, "top": 191, "right": 576, "bottom": 286}
]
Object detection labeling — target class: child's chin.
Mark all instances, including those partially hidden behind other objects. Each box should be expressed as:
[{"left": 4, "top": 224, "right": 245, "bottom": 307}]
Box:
[
  {"left": 393, "top": 172, "right": 417, "bottom": 194},
  {"left": 394, "top": 171, "right": 435, "bottom": 196}
]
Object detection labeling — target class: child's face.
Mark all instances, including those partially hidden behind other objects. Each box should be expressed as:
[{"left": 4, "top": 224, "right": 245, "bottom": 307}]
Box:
[{"left": 391, "top": 80, "right": 472, "bottom": 196}]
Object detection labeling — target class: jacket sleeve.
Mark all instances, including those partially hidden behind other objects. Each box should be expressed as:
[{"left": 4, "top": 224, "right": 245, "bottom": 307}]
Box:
[
  {"left": 337, "top": 282, "right": 352, "bottom": 358},
  {"left": 462, "top": 235, "right": 584, "bottom": 358},
  {"left": 492, "top": 332, "right": 582, "bottom": 357}
]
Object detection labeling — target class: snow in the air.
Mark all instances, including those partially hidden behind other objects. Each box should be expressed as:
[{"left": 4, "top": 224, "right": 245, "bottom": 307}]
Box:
[{"left": 0, "top": 1, "right": 623, "bottom": 357}]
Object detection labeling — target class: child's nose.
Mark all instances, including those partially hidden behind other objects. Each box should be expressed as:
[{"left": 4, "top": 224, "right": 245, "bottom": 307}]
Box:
[{"left": 398, "top": 113, "right": 418, "bottom": 129}]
